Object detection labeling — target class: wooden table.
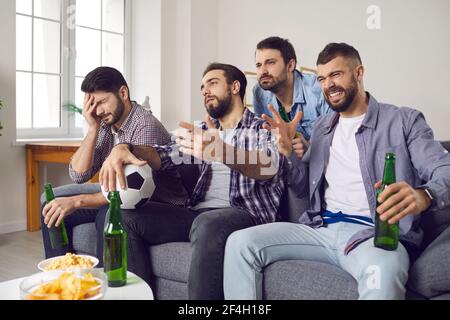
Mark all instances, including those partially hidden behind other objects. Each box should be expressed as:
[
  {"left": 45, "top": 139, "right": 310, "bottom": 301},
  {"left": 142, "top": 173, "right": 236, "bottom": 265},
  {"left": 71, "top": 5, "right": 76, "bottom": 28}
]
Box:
[{"left": 25, "top": 141, "right": 98, "bottom": 232}]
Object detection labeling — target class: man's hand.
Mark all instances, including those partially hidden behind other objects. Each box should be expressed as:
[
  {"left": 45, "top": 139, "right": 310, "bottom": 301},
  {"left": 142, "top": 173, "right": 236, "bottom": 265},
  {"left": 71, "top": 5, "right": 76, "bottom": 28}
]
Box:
[
  {"left": 261, "top": 104, "right": 303, "bottom": 157},
  {"left": 82, "top": 93, "right": 101, "bottom": 132},
  {"left": 43, "top": 197, "right": 77, "bottom": 228},
  {"left": 175, "top": 115, "right": 224, "bottom": 163},
  {"left": 375, "top": 180, "right": 432, "bottom": 224},
  {"left": 292, "top": 136, "right": 310, "bottom": 159},
  {"left": 99, "top": 144, "right": 147, "bottom": 192}
]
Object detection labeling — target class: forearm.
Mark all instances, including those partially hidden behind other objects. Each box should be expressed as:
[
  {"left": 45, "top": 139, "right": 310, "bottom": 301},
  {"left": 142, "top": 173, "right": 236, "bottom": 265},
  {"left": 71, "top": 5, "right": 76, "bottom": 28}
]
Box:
[
  {"left": 73, "top": 192, "right": 108, "bottom": 209},
  {"left": 132, "top": 146, "right": 162, "bottom": 170},
  {"left": 223, "top": 145, "right": 277, "bottom": 180},
  {"left": 70, "top": 129, "right": 99, "bottom": 173}
]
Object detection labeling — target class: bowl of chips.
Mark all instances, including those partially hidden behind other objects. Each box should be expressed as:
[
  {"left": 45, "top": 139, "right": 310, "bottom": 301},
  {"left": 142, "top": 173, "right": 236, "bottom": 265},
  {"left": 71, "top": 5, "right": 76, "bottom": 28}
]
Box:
[
  {"left": 38, "top": 253, "right": 99, "bottom": 272},
  {"left": 20, "top": 269, "right": 107, "bottom": 300}
]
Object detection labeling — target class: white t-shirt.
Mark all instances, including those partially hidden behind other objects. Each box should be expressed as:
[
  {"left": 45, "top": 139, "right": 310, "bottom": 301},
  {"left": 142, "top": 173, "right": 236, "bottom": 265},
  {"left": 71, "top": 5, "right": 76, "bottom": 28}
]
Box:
[{"left": 323, "top": 113, "right": 371, "bottom": 218}]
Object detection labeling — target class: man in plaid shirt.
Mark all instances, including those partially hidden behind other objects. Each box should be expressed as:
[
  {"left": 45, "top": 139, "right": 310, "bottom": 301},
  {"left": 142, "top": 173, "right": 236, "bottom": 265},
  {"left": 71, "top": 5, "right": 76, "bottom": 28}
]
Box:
[
  {"left": 40, "top": 67, "right": 188, "bottom": 262},
  {"left": 99, "top": 63, "right": 291, "bottom": 299}
]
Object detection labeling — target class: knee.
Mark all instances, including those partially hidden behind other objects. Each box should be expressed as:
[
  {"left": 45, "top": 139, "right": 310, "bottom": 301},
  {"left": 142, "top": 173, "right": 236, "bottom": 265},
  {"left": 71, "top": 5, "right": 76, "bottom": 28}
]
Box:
[
  {"left": 190, "top": 213, "right": 224, "bottom": 242},
  {"left": 360, "top": 251, "right": 409, "bottom": 295},
  {"left": 225, "top": 229, "right": 259, "bottom": 258}
]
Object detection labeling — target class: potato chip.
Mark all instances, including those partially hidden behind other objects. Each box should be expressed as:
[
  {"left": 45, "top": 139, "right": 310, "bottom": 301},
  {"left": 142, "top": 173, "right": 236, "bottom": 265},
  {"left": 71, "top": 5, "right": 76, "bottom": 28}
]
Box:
[{"left": 26, "top": 272, "right": 101, "bottom": 300}]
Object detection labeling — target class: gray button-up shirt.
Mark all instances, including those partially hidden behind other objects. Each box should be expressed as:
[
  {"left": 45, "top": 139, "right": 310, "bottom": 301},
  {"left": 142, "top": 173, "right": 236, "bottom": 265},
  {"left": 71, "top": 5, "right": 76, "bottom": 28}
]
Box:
[{"left": 289, "top": 93, "right": 450, "bottom": 254}]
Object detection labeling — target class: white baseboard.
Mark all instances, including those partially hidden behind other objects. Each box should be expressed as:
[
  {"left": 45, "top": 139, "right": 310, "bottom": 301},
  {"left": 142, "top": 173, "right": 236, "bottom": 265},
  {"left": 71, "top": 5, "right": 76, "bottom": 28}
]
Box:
[{"left": 0, "top": 220, "right": 27, "bottom": 234}]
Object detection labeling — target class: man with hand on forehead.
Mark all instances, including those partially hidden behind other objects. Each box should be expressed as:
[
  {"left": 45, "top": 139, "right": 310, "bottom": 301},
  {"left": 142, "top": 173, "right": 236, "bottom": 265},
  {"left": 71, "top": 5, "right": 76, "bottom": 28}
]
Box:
[
  {"left": 98, "top": 62, "right": 286, "bottom": 299},
  {"left": 40, "top": 67, "right": 187, "bottom": 264}
]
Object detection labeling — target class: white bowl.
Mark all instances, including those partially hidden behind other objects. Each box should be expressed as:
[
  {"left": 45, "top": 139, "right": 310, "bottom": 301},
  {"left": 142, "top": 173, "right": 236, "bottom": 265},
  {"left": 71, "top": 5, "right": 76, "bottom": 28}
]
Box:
[
  {"left": 38, "top": 254, "right": 99, "bottom": 272},
  {"left": 20, "top": 269, "right": 107, "bottom": 300}
]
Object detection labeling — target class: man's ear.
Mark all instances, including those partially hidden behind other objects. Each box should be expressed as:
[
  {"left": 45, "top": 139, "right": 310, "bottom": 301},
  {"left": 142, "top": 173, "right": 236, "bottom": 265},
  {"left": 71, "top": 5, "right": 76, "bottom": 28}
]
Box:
[
  {"left": 232, "top": 80, "right": 241, "bottom": 96},
  {"left": 355, "top": 65, "right": 364, "bottom": 81},
  {"left": 287, "top": 59, "right": 296, "bottom": 72},
  {"left": 119, "top": 85, "right": 129, "bottom": 100}
]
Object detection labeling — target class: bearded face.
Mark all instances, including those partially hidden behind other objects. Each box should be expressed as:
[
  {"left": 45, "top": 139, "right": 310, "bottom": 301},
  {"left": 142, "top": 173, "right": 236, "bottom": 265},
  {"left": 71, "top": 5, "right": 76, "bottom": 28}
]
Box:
[
  {"left": 103, "top": 93, "right": 125, "bottom": 125},
  {"left": 323, "top": 73, "right": 358, "bottom": 113},
  {"left": 204, "top": 88, "right": 233, "bottom": 119}
]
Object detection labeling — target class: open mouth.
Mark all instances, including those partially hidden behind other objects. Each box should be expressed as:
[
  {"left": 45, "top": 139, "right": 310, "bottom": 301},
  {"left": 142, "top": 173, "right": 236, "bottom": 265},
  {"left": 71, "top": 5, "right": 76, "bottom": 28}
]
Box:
[{"left": 327, "top": 89, "right": 344, "bottom": 103}]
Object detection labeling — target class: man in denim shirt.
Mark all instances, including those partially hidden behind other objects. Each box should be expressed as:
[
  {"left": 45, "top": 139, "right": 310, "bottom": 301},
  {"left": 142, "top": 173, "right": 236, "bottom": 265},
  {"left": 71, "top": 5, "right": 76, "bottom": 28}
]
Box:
[
  {"left": 253, "top": 36, "right": 330, "bottom": 156},
  {"left": 224, "top": 43, "right": 450, "bottom": 299}
]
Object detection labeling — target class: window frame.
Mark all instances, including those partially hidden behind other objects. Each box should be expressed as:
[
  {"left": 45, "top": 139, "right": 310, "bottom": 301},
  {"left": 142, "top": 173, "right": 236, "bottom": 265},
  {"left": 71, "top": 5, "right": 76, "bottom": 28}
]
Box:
[{"left": 16, "top": 0, "right": 130, "bottom": 140}]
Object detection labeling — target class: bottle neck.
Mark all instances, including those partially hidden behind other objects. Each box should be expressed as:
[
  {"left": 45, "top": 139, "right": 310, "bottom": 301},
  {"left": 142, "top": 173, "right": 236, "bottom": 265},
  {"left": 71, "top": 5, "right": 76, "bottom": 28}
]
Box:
[
  {"left": 44, "top": 185, "right": 55, "bottom": 203},
  {"left": 108, "top": 196, "right": 122, "bottom": 224},
  {"left": 382, "top": 159, "right": 396, "bottom": 185}
]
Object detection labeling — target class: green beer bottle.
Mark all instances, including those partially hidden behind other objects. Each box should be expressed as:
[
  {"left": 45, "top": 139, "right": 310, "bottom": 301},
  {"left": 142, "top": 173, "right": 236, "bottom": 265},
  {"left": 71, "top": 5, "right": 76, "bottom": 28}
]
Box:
[
  {"left": 44, "top": 183, "right": 68, "bottom": 249},
  {"left": 277, "top": 101, "right": 301, "bottom": 139},
  {"left": 103, "top": 191, "right": 127, "bottom": 287},
  {"left": 374, "top": 153, "right": 399, "bottom": 250}
]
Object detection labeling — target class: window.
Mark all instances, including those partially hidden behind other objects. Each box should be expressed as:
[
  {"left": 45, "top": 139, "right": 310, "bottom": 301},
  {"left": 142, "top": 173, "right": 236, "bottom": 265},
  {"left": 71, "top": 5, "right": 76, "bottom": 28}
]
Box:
[{"left": 16, "top": 0, "right": 128, "bottom": 139}]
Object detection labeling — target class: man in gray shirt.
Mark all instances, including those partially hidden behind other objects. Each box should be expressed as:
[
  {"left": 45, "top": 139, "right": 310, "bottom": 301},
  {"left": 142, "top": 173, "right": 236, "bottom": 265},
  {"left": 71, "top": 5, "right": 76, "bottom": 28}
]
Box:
[{"left": 223, "top": 43, "right": 450, "bottom": 300}]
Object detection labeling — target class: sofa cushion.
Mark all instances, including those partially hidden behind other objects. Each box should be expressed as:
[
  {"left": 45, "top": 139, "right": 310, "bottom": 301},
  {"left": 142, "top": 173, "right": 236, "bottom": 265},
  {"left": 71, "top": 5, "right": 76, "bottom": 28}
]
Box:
[
  {"left": 72, "top": 222, "right": 97, "bottom": 256},
  {"left": 420, "top": 208, "right": 450, "bottom": 247},
  {"left": 151, "top": 277, "right": 188, "bottom": 300},
  {"left": 149, "top": 242, "right": 191, "bottom": 283},
  {"left": 407, "top": 226, "right": 450, "bottom": 298},
  {"left": 263, "top": 260, "right": 358, "bottom": 299}
]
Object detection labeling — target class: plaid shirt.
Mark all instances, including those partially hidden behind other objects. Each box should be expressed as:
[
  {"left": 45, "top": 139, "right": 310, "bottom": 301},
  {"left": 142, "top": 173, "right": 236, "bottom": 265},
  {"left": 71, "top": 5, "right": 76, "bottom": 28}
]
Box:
[
  {"left": 69, "top": 102, "right": 188, "bottom": 206},
  {"left": 69, "top": 101, "right": 171, "bottom": 182},
  {"left": 155, "top": 108, "right": 286, "bottom": 224}
]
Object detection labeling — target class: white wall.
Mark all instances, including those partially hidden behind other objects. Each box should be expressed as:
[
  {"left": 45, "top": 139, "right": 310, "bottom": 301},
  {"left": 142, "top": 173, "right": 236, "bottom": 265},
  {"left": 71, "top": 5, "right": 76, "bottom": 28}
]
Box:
[
  {"left": 0, "top": 0, "right": 27, "bottom": 233},
  {"left": 216, "top": 0, "right": 450, "bottom": 140},
  {"left": 160, "top": 0, "right": 218, "bottom": 130},
  {"left": 1, "top": 0, "right": 449, "bottom": 234},
  {"left": 129, "top": 0, "right": 162, "bottom": 121}
]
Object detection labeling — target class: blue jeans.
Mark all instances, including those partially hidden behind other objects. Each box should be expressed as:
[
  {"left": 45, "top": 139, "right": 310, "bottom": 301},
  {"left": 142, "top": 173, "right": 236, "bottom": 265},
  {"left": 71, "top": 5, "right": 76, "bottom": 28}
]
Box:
[{"left": 224, "top": 222, "right": 410, "bottom": 300}]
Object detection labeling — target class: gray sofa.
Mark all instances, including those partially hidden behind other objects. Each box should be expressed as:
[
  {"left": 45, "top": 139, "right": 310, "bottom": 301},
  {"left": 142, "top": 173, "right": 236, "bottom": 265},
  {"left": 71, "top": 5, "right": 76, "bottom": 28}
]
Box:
[{"left": 45, "top": 141, "right": 450, "bottom": 300}]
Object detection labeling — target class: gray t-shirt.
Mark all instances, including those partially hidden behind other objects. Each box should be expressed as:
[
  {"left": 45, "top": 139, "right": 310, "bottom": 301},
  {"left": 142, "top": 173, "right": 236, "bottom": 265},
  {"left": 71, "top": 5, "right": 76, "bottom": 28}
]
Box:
[{"left": 192, "top": 128, "right": 235, "bottom": 210}]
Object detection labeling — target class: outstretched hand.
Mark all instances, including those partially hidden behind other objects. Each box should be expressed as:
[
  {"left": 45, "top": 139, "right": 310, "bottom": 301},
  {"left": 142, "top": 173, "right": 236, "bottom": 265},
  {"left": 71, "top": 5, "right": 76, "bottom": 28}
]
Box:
[
  {"left": 262, "top": 104, "right": 303, "bottom": 157},
  {"left": 175, "top": 115, "right": 224, "bottom": 163}
]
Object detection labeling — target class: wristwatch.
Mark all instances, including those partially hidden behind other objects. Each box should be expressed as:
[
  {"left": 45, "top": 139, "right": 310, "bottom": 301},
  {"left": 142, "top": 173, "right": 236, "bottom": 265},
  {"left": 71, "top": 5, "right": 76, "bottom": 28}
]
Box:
[{"left": 423, "top": 187, "right": 435, "bottom": 206}]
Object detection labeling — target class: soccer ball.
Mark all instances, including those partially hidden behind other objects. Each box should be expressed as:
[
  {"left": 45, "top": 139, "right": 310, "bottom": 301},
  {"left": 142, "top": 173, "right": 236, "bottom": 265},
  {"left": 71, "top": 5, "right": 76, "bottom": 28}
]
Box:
[{"left": 101, "top": 164, "right": 155, "bottom": 210}]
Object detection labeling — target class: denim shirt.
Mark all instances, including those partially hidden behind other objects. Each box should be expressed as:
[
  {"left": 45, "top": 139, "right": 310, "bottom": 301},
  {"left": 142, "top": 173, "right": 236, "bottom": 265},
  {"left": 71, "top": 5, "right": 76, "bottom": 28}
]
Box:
[
  {"left": 288, "top": 93, "right": 450, "bottom": 254},
  {"left": 253, "top": 69, "right": 330, "bottom": 140}
]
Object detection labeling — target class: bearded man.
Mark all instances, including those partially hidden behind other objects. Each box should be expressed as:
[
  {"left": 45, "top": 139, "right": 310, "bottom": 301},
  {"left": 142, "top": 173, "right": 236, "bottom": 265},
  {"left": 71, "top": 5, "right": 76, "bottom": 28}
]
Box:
[{"left": 98, "top": 63, "right": 287, "bottom": 299}]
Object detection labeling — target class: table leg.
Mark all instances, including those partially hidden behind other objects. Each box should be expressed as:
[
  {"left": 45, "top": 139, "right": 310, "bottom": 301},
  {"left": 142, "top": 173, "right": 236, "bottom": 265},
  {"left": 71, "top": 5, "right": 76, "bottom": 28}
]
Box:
[{"left": 26, "top": 149, "right": 41, "bottom": 231}]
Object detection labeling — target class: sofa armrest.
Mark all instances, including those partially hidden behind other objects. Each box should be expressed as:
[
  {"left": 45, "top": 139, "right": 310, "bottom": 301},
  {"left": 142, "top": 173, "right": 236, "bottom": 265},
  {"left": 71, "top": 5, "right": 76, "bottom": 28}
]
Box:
[
  {"left": 40, "top": 183, "right": 101, "bottom": 205},
  {"left": 407, "top": 224, "right": 450, "bottom": 298}
]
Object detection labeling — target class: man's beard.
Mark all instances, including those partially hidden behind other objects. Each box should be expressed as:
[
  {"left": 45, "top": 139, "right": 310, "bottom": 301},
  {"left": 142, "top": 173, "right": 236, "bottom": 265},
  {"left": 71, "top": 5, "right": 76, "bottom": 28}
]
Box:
[
  {"left": 105, "top": 94, "right": 125, "bottom": 125},
  {"left": 205, "top": 91, "right": 233, "bottom": 119},
  {"left": 258, "top": 72, "right": 288, "bottom": 94},
  {"left": 324, "top": 75, "right": 358, "bottom": 113}
]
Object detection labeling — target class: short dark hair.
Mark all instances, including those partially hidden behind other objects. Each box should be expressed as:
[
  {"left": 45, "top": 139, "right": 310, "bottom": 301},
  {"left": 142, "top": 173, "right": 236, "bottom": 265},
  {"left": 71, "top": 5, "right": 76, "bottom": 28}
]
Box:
[
  {"left": 256, "top": 36, "right": 297, "bottom": 66},
  {"left": 202, "top": 63, "right": 247, "bottom": 101},
  {"left": 316, "top": 43, "right": 362, "bottom": 66},
  {"left": 81, "top": 66, "right": 129, "bottom": 96}
]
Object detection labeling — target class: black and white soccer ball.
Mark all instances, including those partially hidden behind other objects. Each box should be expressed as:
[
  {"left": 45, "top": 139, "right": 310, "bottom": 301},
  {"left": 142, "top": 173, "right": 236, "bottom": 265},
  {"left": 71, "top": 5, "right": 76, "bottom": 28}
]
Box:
[{"left": 101, "top": 164, "right": 155, "bottom": 209}]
